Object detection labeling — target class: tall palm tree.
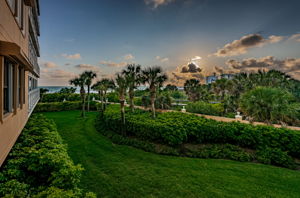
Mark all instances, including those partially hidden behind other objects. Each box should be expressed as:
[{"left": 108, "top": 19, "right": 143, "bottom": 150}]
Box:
[
  {"left": 141, "top": 66, "right": 167, "bottom": 118},
  {"left": 184, "top": 79, "right": 200, "bottom": 102},
  {"left": 92, "top": 79, "right": 115, "bottom": 111},
  {"left": 70, "top": 74, "right": 87, "bottom": 117},
  {"left": 83, "top": 71, "right": 97, "bottom": 112},
  {"left": 122, "top": 64, "right": 141, "bottom": 112},
  {"left": 115, "top": 73, "right": 128, "bottom": 132}
]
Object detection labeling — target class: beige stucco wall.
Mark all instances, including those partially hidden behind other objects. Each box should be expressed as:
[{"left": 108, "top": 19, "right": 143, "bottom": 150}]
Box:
[{"left": 0, "top": 0, "right": 30, "bottom": 57}]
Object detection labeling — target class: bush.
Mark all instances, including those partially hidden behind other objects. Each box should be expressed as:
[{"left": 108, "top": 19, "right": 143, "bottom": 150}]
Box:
[
  {"left": 256, "top": 147, "right": 296, "bottom": 169},
  {"left": 240, "top": 86, "right": 300, "bottom": 124},
  {"left": 0, "top": 114, "right": 95, "bottom": 197},
  {"left": 34, "top": 101, "right": 99, "bottom": 112},
  {"left": 40, "top": 93, "right": 100, "bottom": 103},
  {"left": 102, "top": 105, "right": 300, "bottom": 159},
  {"left": 186, "top": 101, "right": 224, "bottom": 116}
]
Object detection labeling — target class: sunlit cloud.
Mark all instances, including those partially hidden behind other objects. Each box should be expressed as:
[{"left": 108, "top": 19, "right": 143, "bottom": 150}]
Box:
[
  {"left": 226, "top": 56, "right": 300, "bottom": 78},
  {"left": 156, "top": 56, "right": 169, "bottom": 62},
  {"left": 213, "top": 34, "right": 284, "bottom": 57},
  {"left": 123, "top": 54, "right": 135, "bottom": 60},
  {"left": 61, "top": 53, "right": 82, "bottom": 60},
  {"left": 99, "top": 60, "right": 128, "bottom": 67},
  {"left": 41, "top": 61, "right": 58, "bottom": 68},
  {"left": 289, "top": 33, "right": 300, "bottom": 42},
  {"left": 74, "top": 64, "right": 100, "bottom": 71},
  {"left": 144, "top": 0, "right": 175, "bottom": 9}
]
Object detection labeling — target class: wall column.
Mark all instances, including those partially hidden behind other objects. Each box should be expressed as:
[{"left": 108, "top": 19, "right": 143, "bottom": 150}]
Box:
[{"left": 0, "top": 56, "right": 3, "bottom": 122}]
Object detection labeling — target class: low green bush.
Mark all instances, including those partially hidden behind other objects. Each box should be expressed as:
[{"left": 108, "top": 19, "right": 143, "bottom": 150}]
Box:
[
  {"left": 187, "top": 144, "right": 253, "bottom": 162},
  {"left": 40, "top": 93, "right": 101, "bottom": 103},
  {"left": 34, "top": 101, "right": 99, "bottom": 112},
  {"left": 186, "top": 101, "right": 224, "bottom": 116},
  {"left": 103, "top": 105, "right": 300, "bottom": 159},
  {"left": 256, "top": 147, "right": 296, "bottom": 169},
  {"left": 0, "top": 114, "right": 95, "bottom": 197}
]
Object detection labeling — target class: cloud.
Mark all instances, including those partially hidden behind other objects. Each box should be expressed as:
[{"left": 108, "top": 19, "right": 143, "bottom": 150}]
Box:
[
  {"left": 99, "top": 60, "right": 128, "bottom": 67},
  {"left": 145, "top": 0, "right": 175, "bottom": 8},
  {"left": 41, "top": 69, "right": 76, "bottom": 80},
  {"left": 214, "top": 66, "right": 224, "bottom": 74},
  {"left": 123, "top": 54, "right": 135, "bottom": 60},
  {"left": 156, "top": 56, "right": 169, "bottom": 63},
  {"left": 62, "top": 53, "right": 82, "bottom": 60},
  {"left": 74, "top": 64, "right": 100, "bottom": 71},
  {"left": 213, "top": 34, "right": 283, "bottom": 57},
  {"left": 289, "top": 33, "right": 300, "bottom": 42},
  {"left": 181, "top": 62, "right": 202, "bottom": 73},
  {"left": 41, "top": 61, "right": 58, "bottom": 68},
  {"left": 226, "top": 56, "right": 300, "bottom": 79},
  {"left": 191, "top": 56, "right": 202, "bottom": 61}
]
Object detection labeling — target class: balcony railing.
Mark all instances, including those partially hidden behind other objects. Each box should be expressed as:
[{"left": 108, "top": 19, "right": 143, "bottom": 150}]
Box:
[
  {"left": 28, "top": 36, "right": 40, "bottom": 76},
  {"left": 28, "top": 88, "right": 40, "bottom": 116}
]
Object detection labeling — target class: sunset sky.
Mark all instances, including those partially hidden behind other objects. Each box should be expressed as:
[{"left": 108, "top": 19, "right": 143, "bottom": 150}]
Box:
[{"left": 39, "top": 0, "right": 300, "bottom": 86}]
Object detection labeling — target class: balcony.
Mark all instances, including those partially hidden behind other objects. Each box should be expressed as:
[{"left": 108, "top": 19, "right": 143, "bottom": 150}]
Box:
[
  {"left": 28, "top": 35, "right": 40, "bottom": 76},
  {"left": 28, "top": 88, "right": 40, "bottom": 116}
]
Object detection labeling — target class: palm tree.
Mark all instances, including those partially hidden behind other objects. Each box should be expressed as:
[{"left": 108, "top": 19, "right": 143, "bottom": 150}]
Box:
[
  {"left": 115, "top": 73, "right": 128, "bottom": 132},
  {"left": 92, "top": 79, "right": 115, "bottom": 111},
  {"left": 122, "top": 64, "right": 142, "bottom": 112},
  {"left": 83, "top": 71, "right": 97, "bottom": 112},
  {"left": 70, "top": 74, "right": 87, "bottom": 117},
  {"left": 141, "top": 66, "right": 167, "bottom": 118},
  {"left": 184, "top": 79, "right": 200, "bottom": 102}
]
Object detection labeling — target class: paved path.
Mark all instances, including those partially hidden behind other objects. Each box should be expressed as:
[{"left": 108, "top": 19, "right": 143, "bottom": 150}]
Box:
[{"left": 96, "top": 100, "right": 300, "bottom": 131}]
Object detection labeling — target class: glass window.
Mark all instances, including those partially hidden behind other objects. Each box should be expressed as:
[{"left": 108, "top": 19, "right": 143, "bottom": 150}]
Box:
[{"left": 3, "top": 58, "right": 13, "bottom": 114}]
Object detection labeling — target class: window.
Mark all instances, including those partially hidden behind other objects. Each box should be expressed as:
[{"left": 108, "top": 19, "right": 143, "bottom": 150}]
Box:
[
  {"left": 3, "top": 58, "right": 13, "bottom": 114},
  {"left": 6, "top": 0, "right": 15, "bottom": 14},
  {"left": 18, "top": 66, "right": 22, "bottom": 107}
]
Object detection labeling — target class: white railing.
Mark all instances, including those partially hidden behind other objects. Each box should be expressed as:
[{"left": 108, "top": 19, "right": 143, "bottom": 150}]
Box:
[{"left": 28, "top": 88, "right": 40, "bottom": 116}]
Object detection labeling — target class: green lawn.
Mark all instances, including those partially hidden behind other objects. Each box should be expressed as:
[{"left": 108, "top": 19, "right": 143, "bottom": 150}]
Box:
[{"left": 43, "top": 111, "right": 300, "bottom": 198}]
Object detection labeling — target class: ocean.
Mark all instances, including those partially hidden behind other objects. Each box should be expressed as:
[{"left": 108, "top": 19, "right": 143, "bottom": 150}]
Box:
[{"left": 38, "top": 86, "right": 151, "bottom": 93}]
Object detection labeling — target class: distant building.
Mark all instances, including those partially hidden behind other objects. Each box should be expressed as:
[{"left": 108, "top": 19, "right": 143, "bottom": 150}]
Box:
[
  {"left": 0, "top": 0, "right": 41, "bottom": 166},
  {"left": 206, "top": 73, "right": 218, "bottom": 84},
  {"left": 206, "top": 73, "right": 235, "bottom": 84},
  {"left": 220, "top": 73, "right": 234, "bottom": 80}
]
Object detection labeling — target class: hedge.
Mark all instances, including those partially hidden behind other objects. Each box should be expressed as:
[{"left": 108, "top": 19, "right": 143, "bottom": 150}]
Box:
[
  {"left": 0, "top": 114, "right": 95, "bottom": 197},
  {"left": 102, "top": 105, "right": 300, "bottom": 159},
  {"left": 186, "top": 101, "right": 224, "bottom": 116},
  {"left": 34, "top": 101, "right": 100, "bottom": 112}
]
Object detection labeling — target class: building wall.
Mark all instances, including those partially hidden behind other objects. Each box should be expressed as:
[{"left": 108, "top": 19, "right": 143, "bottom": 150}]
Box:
[
  {"left": 0, "top": 70, "right": 29, "bottom": 166},
  {"left": 0, "top": 0, "right": 40, "bottom": 166},
  {"left": 0, "top": 0, "right": 29, "bottom": 57}
]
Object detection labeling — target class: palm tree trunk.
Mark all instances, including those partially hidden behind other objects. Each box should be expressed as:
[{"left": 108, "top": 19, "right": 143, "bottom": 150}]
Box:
[
  {"left": 87, "top": 86, "right": 90, "bottom": 112},
  {"left": 104, "top": 91, "right": 107, "bottom": 111},
  {"left": 129, "top": 88, "right": 134, "bottom": 112},
  {"left": 80, "top": 87, "right": 86, "bottom": 117},
  {"left": 120, "top": 99, "right": 126, "bottom": 135},
  {"left": 150, "top": 89, "right": 156, "bottom": 118}
]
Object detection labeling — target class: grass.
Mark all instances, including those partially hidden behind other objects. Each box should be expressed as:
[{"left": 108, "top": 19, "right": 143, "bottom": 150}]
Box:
[{"left": 42, "top": 110, "right": 300, "bottom": 198}]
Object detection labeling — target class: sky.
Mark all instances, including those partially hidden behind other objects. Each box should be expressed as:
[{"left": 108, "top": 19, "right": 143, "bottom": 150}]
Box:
[{"left": 39, "top": 0, "right": 300, "bottom": 86}]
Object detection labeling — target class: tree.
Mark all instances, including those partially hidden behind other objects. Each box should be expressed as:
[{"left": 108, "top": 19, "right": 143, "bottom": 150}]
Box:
[
  {"left": 122, "top": 64, "right": 141, "bottom": 112},
  {"left": 83, "top": 71, "right": 97, "bottom": 112},
  {"left": 239, "top": 86, "right": 300, "bottom": 125},
  {"left": 40, "top": 88, "right": 49, "bottom": 101},
  {"left": 164, "top": 84, "right": 178, "bottom": 92},
  {"left": 184, "top": 79, "right": 200, "bottom": 102},
  {"left": 92, "top": 79, "right": 115, "bottom": 111},
  {"left": 115, "top": 73, "right": 128, "bottom": 133},
  {"left": 70, "top": 74, "right": 87, "bottom": 117},
  {"left": 141, "top": 66, "right": 167, "bottom": 118},
  {"left": 59, "top": 87, "right": 76, "bottom": 94}
]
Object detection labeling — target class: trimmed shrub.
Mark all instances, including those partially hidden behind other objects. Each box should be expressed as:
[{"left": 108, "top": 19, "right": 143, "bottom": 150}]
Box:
[
  {"left": 34, "top": 101, "right": 99, "bottom": 112},
  {"left": 0, "top": 114, "right": 95, "bottom": 197},
  {"left": 40, "top": 93, "right": 100, "bottom": 103},
  {"left": 102, "top": 105, "right": 300, "bottom": 159},
  {"left": 186, "top": 101, "right": 224, "bottom": 116},
  {"left": 256, "top": 147, "right": 296, "bottom": 169}
]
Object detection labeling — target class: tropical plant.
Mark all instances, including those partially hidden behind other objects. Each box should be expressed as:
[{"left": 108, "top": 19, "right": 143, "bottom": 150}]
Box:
[
  {"left": 239, "top": 86, "right": 300, "bottom": 124},
  {"left": 184, "top": 79, "right": 200, "bottom": 102},
  {"left": 115, "top": 73, "right": 128, "bottom": 132},
  {"left": 141, "top": 66, "right": 167, "bottom": 118},
  {"left": 59, "top": 87, "right": 76, "bottom": 94},
  {"left": 122, "top": 64, "right": 141, "bottom": 112},
  {"left": 92, "top": 79, "right": 115, "bottom": 111},
  {"left": 70, "top": 74, "right": 87, "bottom": 117},
  {"left": 83, "top": 71, "right": 97, "bottom": 112},
  {"left": 40, "top": 88, "right": 49, "bottom": 101},
  {"left": 164, "top": 84, "right": 178, "bottom": 92}
]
